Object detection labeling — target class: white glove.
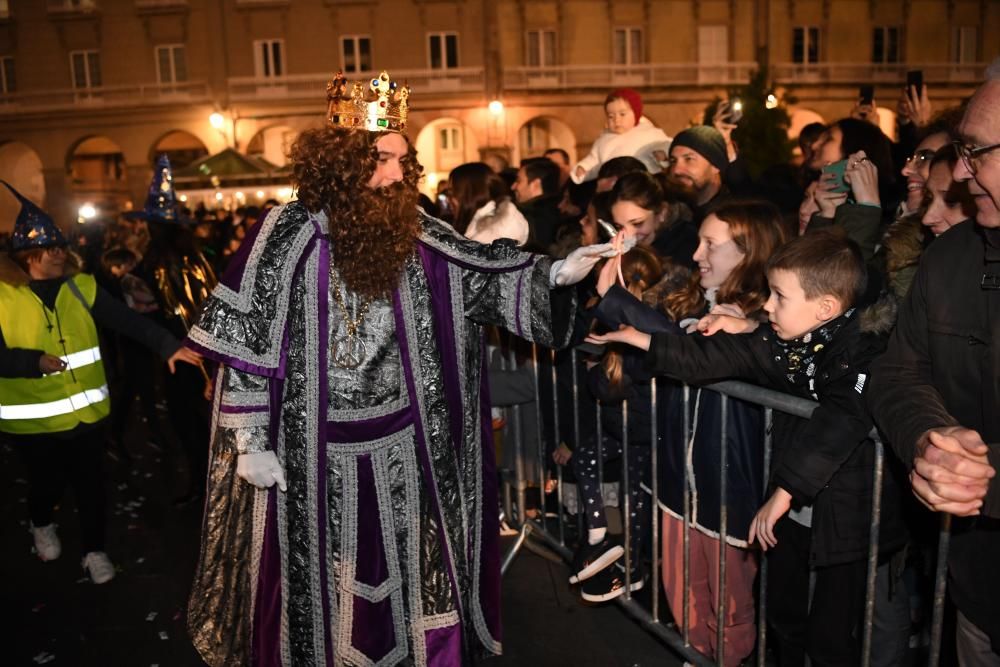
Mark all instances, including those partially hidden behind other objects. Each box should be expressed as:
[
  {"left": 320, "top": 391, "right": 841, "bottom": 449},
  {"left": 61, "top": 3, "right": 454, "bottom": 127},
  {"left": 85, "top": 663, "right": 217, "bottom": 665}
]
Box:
[
  {"left": 549, "top": 242, "right": 620, "bottom": 287},
  {"left": 236, "top": 451, "right": 288, "bottom": 492}
]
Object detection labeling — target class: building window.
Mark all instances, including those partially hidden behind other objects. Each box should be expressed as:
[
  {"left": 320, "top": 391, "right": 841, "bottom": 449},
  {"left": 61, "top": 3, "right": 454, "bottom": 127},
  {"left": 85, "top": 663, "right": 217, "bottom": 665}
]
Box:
[
  {"left": 341, "top": 36, "right": 371, "bottom": 73},
  {"left": 872, "top": 26, "right": 900, "bottom": 64},
  {"left": 613, "top": 28, "right": 642, "bottom": 65},
  {"left": 70, "top": 50, "right": 101, "bottom": 89},
  {"left": 439, "top": 126, "right": 461, "bottom": 152},
  {"left": 526, "top": 29, "right": 556, "bottom": 67},
  {"left": 951, "top": 26, "right": 977, "bottom": 64},
  {"left": 792, "top": 26, "right": 819, "bottom": 64},
  {"left": 254, "top": 39, "right": 284, "bottom": 78},
  {"left": 0, "top": 0, "right": 9, "bottom": 19},
  {"left": 155, "top": 44, "right": 187, "bottom": 84},
  {"left": 0, "top": 56, "right": 13, "bottom": 93},
  {"left": 428, "top": 32, "right": 458, "bottom": 70},
  {"left": 697, "top": 25, "right": 728, "bottom": 64}
]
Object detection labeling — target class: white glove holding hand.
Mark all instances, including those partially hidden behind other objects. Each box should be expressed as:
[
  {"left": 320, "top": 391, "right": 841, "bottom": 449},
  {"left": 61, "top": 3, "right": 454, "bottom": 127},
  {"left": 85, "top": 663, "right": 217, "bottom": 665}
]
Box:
[
  {"left": 549, "top": 242, "right": 620, "bottom": 287},
  {"left": 236, "top": 451, "right": 288, "bottom": 492}
]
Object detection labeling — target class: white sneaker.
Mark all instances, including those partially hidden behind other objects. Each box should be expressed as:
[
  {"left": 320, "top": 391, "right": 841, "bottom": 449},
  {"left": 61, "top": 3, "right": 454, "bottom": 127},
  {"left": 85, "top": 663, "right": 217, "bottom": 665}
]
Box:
[
  {"left": 31, "top": 523, "right": 61, "bottom": 561},
  {"left": 82, "top": 551, "right": 116, "bottom": 584}
]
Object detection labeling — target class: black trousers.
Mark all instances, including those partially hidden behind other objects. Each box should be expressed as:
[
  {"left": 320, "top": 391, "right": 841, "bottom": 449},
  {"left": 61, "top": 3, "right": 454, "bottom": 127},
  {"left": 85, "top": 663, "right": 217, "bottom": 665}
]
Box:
[
  {"left": 162, "top": 362, "right": 210, "bottom": 494},
  {"left": 13, "top": 425, "right": 107, "bottom": 554},
  {"left": 766, "top": 517, "right": 867, "bottom": 667},
  {"left": 110, "top": 338, "right": 161, "bottom": 445}
]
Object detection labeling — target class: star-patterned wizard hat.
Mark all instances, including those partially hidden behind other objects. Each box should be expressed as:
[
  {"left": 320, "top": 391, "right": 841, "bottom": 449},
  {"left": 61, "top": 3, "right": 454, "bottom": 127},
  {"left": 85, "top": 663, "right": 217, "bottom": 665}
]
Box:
[
  {"left": 124, "top": 154, "right": 190, "bottom": 224},
  {"left": 2, "top": 180, "right": 67, "bottom": 251}
]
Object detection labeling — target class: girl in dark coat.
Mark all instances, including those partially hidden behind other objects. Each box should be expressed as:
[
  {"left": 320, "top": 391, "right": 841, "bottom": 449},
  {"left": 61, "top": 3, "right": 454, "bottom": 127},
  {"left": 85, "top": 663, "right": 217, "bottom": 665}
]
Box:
[{"left": 592, "top": 200, "right": 787, "bottom": 665}]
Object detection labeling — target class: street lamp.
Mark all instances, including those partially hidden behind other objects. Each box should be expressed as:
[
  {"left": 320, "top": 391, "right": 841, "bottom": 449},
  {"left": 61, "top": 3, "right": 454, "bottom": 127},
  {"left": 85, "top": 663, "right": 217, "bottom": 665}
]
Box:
[
  {"left": 209, "top": 112, "right": 225, "bottom": 129},
  {"left": 77, "top": 203, "right": 97, "bottom": 224},
  {"left": 488, "top": 100, "right": 504, "bottom": 116}
]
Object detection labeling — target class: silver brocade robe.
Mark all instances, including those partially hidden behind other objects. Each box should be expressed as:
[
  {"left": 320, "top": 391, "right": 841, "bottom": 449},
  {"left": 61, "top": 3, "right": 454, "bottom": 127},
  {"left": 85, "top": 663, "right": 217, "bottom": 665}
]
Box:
[{"left": 184, "top": 201, "right": 573, "bottom": 666}]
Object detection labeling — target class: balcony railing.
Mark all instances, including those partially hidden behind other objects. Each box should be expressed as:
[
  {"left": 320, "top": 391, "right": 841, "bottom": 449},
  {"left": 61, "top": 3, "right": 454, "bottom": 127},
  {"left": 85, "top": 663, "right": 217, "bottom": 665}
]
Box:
[
  {"left": 503, "top": 62, "right": 759, "bottom": 90},
  {"left": 226, "top": 68, "right": 486, "bottom": 101},
  {"left": 47, "top": 0, "right": 99, "bottom": 15},
  {"left": 0, "top": 81, "right": 211, "bottom": 114},
  {"left": 134, "top": 0, "right": 188, "bottom": 9},
  {"left": 771, "top": 61, "right": 989, "bottom": 85}
]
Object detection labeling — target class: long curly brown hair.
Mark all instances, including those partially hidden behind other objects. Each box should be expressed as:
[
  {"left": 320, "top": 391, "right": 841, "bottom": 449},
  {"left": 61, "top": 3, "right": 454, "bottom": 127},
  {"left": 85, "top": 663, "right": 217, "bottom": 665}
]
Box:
[
  {"left": 290, "top": 127, "right": 423, "bottom": 299},
  {"left": 662, "top": 200, "right": 787, "bottom": 321}
]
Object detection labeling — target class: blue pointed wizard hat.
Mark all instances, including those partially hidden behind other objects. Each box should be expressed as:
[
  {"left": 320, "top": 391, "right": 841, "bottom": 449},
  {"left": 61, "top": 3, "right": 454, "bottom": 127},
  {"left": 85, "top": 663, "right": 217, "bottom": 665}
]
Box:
[
  {"left": 125, "top": 154, "right": 190, "bottom": 224},
  {"left": 2, "top": 180, "right": 67, "bottom": 252}
]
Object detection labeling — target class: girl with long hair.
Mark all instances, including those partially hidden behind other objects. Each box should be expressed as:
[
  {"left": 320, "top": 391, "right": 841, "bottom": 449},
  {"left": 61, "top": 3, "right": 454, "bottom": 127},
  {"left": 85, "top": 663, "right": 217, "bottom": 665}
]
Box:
[
  {"left": 447, "top": 162, "right": 529, "bottom": 245},
  {"left": 590, "top": 200, "right": 787, "bottom": 665}
]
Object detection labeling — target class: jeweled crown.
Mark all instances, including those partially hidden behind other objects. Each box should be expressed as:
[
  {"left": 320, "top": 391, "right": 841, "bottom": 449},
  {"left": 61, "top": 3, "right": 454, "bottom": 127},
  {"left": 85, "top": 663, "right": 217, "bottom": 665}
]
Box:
[{"left": 326, "top": 70, "right": 410, "bottom": 132}]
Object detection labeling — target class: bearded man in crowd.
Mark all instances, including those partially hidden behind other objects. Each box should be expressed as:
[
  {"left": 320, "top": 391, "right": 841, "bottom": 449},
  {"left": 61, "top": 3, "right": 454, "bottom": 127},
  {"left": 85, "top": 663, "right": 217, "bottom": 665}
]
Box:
[{"left": 183, "top": 71, "right": 612, "bottom": 666}]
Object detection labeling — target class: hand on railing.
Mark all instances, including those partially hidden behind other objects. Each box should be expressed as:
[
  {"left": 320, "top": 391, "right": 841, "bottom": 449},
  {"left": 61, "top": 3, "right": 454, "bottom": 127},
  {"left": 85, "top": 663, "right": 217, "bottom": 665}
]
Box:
[
  {"left": 910, "top": 426, "right": 995, "bottom": 517},
  {"left": 552, "top": 443, "right": 573, "bottom": 466},
  {"left": 748, "top": 487, "right": 792, "bottom": 551}
]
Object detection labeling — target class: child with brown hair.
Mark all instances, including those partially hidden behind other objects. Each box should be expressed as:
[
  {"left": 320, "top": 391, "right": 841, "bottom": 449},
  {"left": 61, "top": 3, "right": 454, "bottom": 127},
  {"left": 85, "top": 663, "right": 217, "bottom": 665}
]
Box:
[{"left": 589, "top": 229, "right": 908, "bottom": 666}]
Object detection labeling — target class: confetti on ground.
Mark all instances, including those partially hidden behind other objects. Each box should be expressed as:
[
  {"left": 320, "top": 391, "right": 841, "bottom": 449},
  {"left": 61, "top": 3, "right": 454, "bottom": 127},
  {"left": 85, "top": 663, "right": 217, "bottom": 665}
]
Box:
[
  {"left": 136, "top": 557, "right": 146, "bottom": 564},
  {"left": 117, "top": 483, "right": 128, "bottom": 490},
  {"left": 172, "top": 610, "right": 182, "bottom": 621},
  {"left": 158, "top": 631, "right": 169, "bottom": 641},
  {"left": 146, "top": 612, "right": 157, "bottom": 622},
  {"left": 32, "top": 652, "right": 55, "bottom": 664},
  {"left": 32, "top": 603, "right": 45, "bottom": 613},
  {"left": 144, "top": 473, "right": 153, "bottom": 479},
  {"left": 15, "top": 477, "right": 27, "bottom": 484},
  {"left": 76, "top": 577, "right": 89, "bottom": 584}
]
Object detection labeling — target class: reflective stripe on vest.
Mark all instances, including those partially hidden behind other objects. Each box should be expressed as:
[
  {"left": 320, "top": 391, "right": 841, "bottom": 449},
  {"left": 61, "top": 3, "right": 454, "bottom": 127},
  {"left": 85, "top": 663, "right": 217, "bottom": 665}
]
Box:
[
  {"left": 0, "top": 384, "right": 110, "bottom": 421},
  {"left": 59, "top": 346, "right": 102, "bottom": 372}
]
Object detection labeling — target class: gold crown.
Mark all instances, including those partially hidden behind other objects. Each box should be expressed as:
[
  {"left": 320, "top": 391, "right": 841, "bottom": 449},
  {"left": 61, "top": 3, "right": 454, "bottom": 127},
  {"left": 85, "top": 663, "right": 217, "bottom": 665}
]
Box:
[{"left": 326, "top": 70, "right": 410, "bottom": 132}]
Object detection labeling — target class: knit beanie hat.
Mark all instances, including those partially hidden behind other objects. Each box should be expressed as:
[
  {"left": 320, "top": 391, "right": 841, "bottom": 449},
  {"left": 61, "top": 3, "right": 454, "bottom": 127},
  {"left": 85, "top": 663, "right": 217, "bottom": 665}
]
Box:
[
  {"left": 607, "top": 88, "right": 643, "bottom": 121},
  {"left": 671, "top": 125, "right": 729, "bottom": 172}
]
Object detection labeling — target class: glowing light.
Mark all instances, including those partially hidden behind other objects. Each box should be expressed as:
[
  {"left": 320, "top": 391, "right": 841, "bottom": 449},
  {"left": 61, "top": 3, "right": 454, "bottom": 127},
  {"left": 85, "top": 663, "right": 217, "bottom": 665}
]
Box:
[
  {"left": 488, "top": 100, "right": 504, "bottom": 116},
  {"left": 235, "top": 191, "right": 245, "bottom": 200},
  {"left": 277, "top": 187, "right": 293, "bottom": 200},
  {"left": 179, "top": 194, "right": 188, "bottom": 202},
  {"left": 256, "top": 190, "right": 265, "bottom": 199},
  {"left": 209, "top": 112, "right": 225, "bottom": 129},
  {"left": 732, "top": 99, "right": 743, "bottom": 113},
  {"left": 765, "top": 94, "right": 778, "bottom": 110},
  {"left": 426, "top": 173, "right": 439, "bottom": 189},
  {"left": 78, "top": 203, "right": 97, "bottom": 220},
  {"left": 215, "top": 192, "right": 224, "bottom": 201}
]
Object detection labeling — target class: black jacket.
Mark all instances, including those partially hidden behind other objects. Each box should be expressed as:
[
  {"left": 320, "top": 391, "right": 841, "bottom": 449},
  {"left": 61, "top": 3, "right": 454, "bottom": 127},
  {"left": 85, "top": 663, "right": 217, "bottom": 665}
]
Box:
[
  {"left": 645, "top": 316, "right": 908, "bottom": 567},
  {"left": 868, "top": 220, "right": 1000, "bottom": 645},
  {"left": 516, "top": 194, "right": 563, "bottom": 251}
]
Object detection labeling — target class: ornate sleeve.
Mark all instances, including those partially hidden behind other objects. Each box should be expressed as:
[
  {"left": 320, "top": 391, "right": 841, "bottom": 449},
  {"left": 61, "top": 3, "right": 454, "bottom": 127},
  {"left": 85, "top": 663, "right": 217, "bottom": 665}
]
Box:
[
  {"left": 214, "top": 365, "right": 272, "bottom": 455},
  {"left": 418, "top": 213, "right": 575, "bottom": 348}
]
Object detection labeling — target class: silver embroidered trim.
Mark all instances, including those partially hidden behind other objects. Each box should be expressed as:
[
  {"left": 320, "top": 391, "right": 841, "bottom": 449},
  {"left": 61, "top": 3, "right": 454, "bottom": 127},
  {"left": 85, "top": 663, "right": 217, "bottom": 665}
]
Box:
[
  {"left": 222, "top": 391, "right": 269, "bottom": 408},
  {"left": 233, "top": 425, "right": 269, "bottom": 455},
  {"left": 219, "top": 411, "right": 270, "bottom": 430},
  {"left": 276, "top": 421, "right": 291, "bottom": 667},
  {"left": 420, "top": 610, "right": 460, "bottom": 631},
  {"left": 418, "top": 212, "right": 534, "bottom": 270},
  {"left": 248, "top": 487, "right": 269, "bottom": 632},
  {"left": 328, "top": 395, "right": 409, "bottom": 422},
  {"left": 326, "top": 427, "right": 414, "bottom": 456}
]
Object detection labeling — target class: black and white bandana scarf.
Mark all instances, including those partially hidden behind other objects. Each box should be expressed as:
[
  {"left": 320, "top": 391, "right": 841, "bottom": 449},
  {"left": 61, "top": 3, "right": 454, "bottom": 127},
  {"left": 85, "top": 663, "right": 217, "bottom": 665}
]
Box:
[{"left": 770, "top": 308, "right": 855, "bottom": 399}]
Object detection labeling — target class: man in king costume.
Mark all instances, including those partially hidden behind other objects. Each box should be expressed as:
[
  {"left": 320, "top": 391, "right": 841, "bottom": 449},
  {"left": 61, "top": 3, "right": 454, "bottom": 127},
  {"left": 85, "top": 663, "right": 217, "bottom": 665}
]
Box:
[{"left": 184, "top": 71, "right": 614, "bottom": 666}]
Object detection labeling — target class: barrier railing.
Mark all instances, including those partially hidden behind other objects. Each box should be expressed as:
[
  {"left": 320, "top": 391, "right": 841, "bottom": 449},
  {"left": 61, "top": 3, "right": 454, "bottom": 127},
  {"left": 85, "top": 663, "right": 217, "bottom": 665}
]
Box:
[{"left": 496, "top": 338, "right": 951, "bottom": 667}]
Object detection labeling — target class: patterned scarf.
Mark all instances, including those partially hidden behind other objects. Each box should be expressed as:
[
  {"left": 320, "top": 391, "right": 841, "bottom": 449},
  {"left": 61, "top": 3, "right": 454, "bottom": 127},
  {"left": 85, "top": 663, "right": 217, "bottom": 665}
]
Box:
[{"left": 770, "top": 308, "right": 855, "bottom": 399}]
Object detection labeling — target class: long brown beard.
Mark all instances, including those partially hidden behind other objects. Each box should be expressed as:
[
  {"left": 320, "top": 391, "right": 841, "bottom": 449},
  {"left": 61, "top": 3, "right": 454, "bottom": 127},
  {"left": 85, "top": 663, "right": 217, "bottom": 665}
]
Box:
[{"left": 330, "top": 180, "right": 421, "bottom": 300}]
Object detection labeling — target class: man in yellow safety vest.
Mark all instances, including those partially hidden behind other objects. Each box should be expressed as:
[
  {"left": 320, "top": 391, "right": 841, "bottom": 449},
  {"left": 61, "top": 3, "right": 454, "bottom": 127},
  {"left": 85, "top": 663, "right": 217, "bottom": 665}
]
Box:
[{"left": 0, "top": 180, "right": 201, "bottom": 584}]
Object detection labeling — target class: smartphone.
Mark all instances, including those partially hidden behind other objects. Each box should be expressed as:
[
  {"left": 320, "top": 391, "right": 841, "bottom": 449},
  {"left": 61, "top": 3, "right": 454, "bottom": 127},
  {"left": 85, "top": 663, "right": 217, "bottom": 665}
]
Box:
[
  {"left": 821, "top": 159, "right": 851, "bottom": 194},
  {"left": 906, "top": 70, "right": 923, "bottom": 95},
  {"left": 859, "top": 85, "right": 875, "bottom": 106}
]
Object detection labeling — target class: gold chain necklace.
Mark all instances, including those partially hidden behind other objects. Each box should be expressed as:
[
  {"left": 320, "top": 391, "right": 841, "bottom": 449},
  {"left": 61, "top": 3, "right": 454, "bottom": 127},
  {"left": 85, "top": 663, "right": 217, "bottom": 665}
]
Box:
[{"left": 329, "top": 270, "right": 372, "bottom": 369}]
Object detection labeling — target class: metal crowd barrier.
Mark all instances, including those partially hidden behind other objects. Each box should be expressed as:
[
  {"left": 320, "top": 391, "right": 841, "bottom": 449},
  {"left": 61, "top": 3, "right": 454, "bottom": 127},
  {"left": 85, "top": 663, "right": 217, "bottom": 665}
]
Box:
[{"left": 495, "top": 339, "right": 952, "bottom": 667}]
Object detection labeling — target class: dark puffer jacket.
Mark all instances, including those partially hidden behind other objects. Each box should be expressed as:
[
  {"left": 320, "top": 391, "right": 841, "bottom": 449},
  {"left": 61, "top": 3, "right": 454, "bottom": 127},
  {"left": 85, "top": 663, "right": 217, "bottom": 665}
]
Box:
[{"left": 645, "top": 314, "right": 909, "bottom": 567}]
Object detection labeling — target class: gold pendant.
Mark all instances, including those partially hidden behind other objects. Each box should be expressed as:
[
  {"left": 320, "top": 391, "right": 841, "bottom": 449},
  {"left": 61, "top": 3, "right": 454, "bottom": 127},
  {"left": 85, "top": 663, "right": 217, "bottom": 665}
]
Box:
[{"left": 331, "top": 334, "right": 367, "bottom": 370}]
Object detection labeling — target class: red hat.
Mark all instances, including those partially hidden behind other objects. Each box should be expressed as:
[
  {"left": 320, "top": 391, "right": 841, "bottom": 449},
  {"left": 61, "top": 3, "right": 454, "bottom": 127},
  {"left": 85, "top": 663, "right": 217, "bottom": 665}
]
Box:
[{"left": 607, "top": 88, "right": 643, "bottom": 121}]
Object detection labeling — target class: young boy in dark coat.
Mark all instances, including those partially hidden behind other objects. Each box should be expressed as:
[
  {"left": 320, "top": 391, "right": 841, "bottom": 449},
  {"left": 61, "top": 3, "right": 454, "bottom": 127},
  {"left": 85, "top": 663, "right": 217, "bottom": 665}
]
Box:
[{"left": 588, "top": 229, "right": 908, "bottom": 666}]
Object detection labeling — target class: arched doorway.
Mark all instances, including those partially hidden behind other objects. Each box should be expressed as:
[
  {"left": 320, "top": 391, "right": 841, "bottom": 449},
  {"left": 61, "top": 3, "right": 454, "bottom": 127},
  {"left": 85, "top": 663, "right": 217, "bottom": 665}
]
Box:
[
  {"left": 0, "top": 142, "right": 46, "bottom": 235},
  {"left": 67, "top": 135, "right": 131, "bottom": 216},
  {"left": 150, "top": 129, "right": 209, "bottom": 169},
  {"left": 515, "top": 116, "right": 576, "bottom": 166},
  {"left": 246, "top": 124, "right": 297, "bottom": 167},
  {"left": 413, "top": 118, "right": 480, "bottom": 197}
]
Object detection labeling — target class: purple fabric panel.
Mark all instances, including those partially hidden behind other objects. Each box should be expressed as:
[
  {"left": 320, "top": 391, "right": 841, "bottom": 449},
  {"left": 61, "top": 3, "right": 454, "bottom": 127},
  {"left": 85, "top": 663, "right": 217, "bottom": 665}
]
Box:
[
  {"left": 314, "top": 228, "right": 334, "bottom": 665},
  {"left": 424, "top": 622, "right": 463, "bottom": 667},
  {"left": 325, "top": 407, "right": 412, "bottom": 444},
  {"left": 350, "top": 597, "right": 398, "bottom": 663},
  {"left": 353, "top": 454, "right": 389, "bottom": 587},
  {"left": 417, "top": 246, "right": 466, "bottom": 457},
  {"left": 417, "top": 238, "right": 535, "bottom": 274},
  {"left": 251, "top": 487, "right": 282, "bottom": 667},
  {"left": 390, "top": 288, "right": 465, "bottom": 624},
  {"left": 219, "top": 403, "right": 268, "bottom": 414},
  {"left": 476, "top": 337, "right": 503, "bottom": 642},
  {"left": 219, "top": 213, "right": 268, "bottom": 290}
]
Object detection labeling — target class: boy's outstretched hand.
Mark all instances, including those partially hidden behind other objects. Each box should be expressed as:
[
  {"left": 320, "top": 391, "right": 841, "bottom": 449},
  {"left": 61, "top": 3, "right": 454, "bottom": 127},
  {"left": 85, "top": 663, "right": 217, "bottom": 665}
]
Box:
[
  {"left": 748, "top": 488, "right": 793, "bottom": 551},
  {"left": 585, "top": 324, "right": 651, "bottom": 351},
  {"left": 696, "top": 313, "right": 760, "bottom": 336}
]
